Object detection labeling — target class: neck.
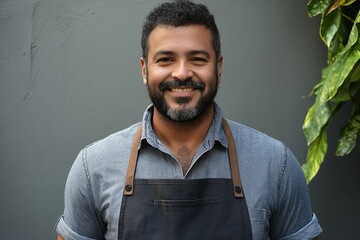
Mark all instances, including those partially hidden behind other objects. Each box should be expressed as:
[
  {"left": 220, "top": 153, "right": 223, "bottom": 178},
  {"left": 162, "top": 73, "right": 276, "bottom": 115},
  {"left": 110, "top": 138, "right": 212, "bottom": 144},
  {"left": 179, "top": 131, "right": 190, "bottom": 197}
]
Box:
[{"left": 152, "top": 105, "right": 215, "bottom": 153}]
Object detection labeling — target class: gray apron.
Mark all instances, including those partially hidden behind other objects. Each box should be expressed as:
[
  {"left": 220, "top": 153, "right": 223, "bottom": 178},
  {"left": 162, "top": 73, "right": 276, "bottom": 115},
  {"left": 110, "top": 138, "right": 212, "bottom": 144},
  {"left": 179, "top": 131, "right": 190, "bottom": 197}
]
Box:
[{"left": 118, "top": 119, "right": 252, "bottom": 240}]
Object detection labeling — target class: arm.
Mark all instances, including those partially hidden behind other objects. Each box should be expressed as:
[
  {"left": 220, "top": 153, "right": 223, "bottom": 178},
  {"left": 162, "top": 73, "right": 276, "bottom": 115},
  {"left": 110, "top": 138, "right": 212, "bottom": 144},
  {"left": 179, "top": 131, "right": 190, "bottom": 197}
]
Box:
[
  {"left": 270, "top": 146, "right": 322, "bottom": 239},
  {"left": 55, "top": 149, "right": 105, "bottom": 239}
]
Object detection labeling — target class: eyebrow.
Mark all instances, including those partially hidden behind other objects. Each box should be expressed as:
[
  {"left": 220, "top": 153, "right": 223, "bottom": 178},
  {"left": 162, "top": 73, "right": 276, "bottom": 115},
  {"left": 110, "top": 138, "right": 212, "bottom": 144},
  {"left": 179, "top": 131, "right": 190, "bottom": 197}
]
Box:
[{"left": 152, "top": 50, "right": 211, "bottom": 60}]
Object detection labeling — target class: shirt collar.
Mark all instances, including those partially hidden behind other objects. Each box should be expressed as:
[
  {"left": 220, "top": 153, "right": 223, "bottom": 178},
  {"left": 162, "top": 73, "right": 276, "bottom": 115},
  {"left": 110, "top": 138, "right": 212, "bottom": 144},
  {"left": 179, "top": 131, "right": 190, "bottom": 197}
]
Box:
[{"left": 140, "top": 103, "right": 228, "bottom": 149}]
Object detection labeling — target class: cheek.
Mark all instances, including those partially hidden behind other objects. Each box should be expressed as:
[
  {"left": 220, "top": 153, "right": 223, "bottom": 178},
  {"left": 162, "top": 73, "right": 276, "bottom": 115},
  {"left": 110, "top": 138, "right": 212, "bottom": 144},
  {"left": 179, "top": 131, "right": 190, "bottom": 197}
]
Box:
[
  {"left": 197, "top": 69, "right": 217, "bottom": 84},
  {"left": 148, "top": 66, "right": 172, "bottom": 81}
]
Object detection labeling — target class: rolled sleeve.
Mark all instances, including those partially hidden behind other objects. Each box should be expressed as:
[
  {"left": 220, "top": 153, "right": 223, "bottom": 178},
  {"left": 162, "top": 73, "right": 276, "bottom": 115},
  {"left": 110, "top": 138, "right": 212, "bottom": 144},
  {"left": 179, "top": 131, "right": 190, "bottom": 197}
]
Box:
[
  {"left": 281, "top": 213, "right": 322, "bottom": 240},
  {"left": 55, "top": 215, "right": 101, "bottom": 240}
]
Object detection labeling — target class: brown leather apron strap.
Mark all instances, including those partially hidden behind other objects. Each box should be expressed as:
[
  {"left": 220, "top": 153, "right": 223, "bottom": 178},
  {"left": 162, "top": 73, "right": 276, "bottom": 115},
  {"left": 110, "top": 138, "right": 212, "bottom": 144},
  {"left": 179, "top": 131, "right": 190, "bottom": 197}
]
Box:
[
  {"left": 123, "top": 124, "right": 142, "bottom": 196},
  {"left": 222, "top": 119, "right": 244, "bottom": 198},
  {"left": 124, "top": 119, "right": 244, "bottom": 198}
]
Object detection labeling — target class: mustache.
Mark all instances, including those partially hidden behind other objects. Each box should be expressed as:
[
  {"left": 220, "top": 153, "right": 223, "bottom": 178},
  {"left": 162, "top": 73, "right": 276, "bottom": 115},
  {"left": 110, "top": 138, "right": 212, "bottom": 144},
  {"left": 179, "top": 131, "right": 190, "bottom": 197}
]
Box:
[{"left": 159, "top": 79, "right": 205, "bottom": 91}]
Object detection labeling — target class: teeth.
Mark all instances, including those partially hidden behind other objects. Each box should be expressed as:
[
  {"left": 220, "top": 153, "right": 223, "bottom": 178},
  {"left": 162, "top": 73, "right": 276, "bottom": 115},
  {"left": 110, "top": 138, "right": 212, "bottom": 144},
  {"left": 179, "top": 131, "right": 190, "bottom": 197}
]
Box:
[{"left": 172, "top": 88, "right": 192, "bottom": 92}]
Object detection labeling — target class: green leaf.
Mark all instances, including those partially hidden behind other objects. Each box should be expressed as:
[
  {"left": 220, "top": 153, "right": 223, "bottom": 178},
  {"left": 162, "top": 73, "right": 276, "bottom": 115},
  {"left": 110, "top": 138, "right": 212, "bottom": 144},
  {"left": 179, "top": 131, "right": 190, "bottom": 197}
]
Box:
[
  {"left": 310, "top": 66, "right": 331, "bottom": 96},
  {"left": 319, "top": 35, "right": 360, "bottom": 104},
  {"left": 303, "top": 1, "right": 360, "bottom": 182},
  {"left": 326, "top": 47, "right": 360, "bottom": 102},
  {"left": 328, "top": 16, "right": 349, "bottom": 63},
  {"left": 344, "top": 9, "right": 360, "bottom": 50},
  {"left": 303, "top": 102, "right": 330, "bottom": 144},
  {"left": 326, "top": 7, "right": 360, "bottom": 64},
  {"left": 307, "top": 0, "right": 333, "bottom": 17},
  {"left": 320, "top": 8, "right": 342, "bottom": 48},
  {"left": 303, "top": 16, "right": 360, "bottom": 145},
  {"left": 310, "top": 81, "right": 323, "bottom": 96},
  {"left": 302, "top": 126, "right": 328, "bottom": 183},
  {"left": 303, "top": 101, "right": 340, "bottom": 145},
  {"left": 336, "top": 111, "right": 360, "bottom": 156}
]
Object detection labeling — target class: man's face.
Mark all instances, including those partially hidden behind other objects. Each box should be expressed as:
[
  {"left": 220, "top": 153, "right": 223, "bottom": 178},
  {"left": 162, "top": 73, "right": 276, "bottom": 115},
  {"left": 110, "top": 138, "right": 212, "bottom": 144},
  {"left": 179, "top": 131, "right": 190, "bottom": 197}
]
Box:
[{"left": 141, "top": 24, "right": 223, "bottom": 122}]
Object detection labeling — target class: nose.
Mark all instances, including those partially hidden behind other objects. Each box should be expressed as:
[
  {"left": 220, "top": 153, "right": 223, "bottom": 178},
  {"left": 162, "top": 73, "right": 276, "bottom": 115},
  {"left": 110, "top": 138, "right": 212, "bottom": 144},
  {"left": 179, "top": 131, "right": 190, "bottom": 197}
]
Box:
[{"left": 171, "top": 61, "right": 194, "bottom": 80}]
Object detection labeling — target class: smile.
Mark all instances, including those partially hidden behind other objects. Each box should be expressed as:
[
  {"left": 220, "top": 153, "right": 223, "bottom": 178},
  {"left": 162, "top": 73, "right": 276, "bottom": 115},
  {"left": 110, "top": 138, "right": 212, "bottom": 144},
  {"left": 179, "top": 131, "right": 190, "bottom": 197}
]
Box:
[
  {"left": 171, "top": 88, "right": 194, "bottom": 92},
  {"left": 159, "top": 79, "right": 205, "bottom": 92}
]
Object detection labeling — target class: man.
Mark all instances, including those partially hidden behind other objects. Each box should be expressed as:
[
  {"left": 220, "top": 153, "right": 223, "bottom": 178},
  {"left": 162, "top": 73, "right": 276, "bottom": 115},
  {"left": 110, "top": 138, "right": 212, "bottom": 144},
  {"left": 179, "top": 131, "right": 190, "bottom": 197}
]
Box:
[{"left": 55, "top": 0, "right": 322, "bottom": 239}]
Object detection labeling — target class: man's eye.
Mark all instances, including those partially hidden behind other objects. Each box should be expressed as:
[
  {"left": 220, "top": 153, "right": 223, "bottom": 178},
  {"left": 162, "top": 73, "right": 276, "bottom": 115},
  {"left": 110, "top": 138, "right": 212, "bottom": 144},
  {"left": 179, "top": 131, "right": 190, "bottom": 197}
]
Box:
[
  {"left": 191, "top": 57, "right": 207, "bottom": 62},
  {"left": 157, "top": 57, "right": 173, "bottom": 63}
]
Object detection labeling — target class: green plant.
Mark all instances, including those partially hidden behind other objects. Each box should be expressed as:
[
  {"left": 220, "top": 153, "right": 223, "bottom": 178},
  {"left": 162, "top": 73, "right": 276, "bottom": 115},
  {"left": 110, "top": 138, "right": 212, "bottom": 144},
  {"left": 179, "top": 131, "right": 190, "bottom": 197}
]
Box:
[{"left": 302, "top": 0, "right": 360, "bottom": 183}]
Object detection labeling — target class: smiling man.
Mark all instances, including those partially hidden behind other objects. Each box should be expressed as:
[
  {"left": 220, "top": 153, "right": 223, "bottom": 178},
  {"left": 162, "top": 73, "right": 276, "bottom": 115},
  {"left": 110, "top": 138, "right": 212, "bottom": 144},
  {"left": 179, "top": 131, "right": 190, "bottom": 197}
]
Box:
[{"left": 55, "top": 1, "right": 322, "bottom": 239}]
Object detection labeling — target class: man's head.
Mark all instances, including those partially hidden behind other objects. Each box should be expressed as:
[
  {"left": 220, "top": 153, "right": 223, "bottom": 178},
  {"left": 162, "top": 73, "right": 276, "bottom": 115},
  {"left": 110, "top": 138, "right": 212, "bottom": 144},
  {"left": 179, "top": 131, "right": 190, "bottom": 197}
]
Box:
[
  {"left": 141, "top": 0, "right": 221, "bottom": 62},
  {"left": 140, "top": 1, "right": 223, "bottom": 122}
]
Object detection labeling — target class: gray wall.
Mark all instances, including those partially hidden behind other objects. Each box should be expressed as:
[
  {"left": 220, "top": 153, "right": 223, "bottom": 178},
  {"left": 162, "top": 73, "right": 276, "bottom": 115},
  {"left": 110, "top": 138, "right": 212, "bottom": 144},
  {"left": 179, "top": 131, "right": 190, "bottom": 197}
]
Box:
[{"left": 0, "top": 0, "right": 359, "bottom": 239}]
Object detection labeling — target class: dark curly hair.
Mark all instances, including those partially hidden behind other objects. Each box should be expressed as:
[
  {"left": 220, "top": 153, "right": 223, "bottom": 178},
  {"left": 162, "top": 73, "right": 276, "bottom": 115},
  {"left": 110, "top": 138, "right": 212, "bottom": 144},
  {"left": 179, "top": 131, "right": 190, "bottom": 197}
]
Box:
[{"left": 141, "top": 0, "right": 221, "bottom": 61}]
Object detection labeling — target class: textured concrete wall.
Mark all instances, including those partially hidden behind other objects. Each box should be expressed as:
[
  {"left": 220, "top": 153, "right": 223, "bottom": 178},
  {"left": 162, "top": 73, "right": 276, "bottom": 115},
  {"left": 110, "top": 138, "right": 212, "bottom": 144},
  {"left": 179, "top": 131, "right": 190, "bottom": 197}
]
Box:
[{"left": 1, "top": 0, "right": 359, "bottom": 239}]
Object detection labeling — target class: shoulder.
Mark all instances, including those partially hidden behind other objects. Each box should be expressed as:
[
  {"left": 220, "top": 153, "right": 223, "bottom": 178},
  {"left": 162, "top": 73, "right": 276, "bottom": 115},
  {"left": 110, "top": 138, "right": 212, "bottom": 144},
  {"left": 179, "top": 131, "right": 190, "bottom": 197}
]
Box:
[
  {"left": 226, "top": 118, "right": 299, "bottom": 173},
  {"left": 84, "top": 122, "right": 140, "bottom": 159},
  {"left": 226, "top": 119, "right": 286, "bottom": 156},
  {"left": 71, "top": 123, "right": 141, "bottom": 184},
  {"left": 65, "top": 123, "right": 141, "bottom": 207}
]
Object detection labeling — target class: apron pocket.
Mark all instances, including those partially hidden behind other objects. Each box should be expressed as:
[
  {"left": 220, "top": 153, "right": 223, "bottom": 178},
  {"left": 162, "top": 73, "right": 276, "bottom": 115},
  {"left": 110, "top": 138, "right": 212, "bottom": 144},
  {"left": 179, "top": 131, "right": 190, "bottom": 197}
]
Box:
[
  {"left": 152, "top": 197, "right": 222, "bottom": 206},
  {"left": 147, "top": 197, "right": 223, "bottom": 212}
]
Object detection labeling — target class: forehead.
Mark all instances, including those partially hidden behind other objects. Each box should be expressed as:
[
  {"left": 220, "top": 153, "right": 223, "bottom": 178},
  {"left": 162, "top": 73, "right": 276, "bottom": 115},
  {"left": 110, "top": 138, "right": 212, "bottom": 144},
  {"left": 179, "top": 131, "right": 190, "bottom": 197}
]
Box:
[{"left": 147, "top": 25, "right": 214, "bottom": 56}]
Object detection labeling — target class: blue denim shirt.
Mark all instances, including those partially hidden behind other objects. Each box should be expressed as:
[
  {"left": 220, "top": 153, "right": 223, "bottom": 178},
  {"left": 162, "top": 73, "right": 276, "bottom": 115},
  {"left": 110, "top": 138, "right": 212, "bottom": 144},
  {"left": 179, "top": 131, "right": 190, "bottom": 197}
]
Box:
[{"left": 55, "top": 104, "right": 322, "bottom": 240}]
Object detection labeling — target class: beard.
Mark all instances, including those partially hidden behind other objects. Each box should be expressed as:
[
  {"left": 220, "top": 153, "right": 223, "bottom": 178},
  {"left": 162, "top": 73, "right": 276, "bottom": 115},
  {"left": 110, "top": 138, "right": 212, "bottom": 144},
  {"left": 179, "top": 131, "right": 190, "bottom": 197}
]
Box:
[{"left": 146, "top": 76, "right": 218, "bottom": 122}]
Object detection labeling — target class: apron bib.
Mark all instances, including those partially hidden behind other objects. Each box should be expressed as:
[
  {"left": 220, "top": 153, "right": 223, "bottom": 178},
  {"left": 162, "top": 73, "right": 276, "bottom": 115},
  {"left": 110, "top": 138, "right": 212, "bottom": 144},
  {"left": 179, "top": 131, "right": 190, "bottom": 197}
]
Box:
[{"left": 118, "top": 119, "right": 253, "bottom": 240}]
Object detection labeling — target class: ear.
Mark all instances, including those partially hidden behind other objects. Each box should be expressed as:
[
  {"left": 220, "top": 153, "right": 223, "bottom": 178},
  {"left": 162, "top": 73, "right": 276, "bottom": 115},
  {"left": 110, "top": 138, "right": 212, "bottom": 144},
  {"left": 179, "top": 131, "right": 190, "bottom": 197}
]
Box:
[
  {"left": 217, "top": 55, "right": 223, "bottom": 85},
  {"left": 140, "top": 57, "right": 147, "bottom": 85}
]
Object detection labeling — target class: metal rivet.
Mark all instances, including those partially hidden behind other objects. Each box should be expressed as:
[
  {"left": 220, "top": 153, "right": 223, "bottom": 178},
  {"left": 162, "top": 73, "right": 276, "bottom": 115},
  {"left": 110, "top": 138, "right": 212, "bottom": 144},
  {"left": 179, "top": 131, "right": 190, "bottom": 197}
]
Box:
[
  {"left": 125, "top": 184, "right": 132, "bottom": 192},
  {"left": 234, "top": 186, "right": 242, "bottom": 193}
]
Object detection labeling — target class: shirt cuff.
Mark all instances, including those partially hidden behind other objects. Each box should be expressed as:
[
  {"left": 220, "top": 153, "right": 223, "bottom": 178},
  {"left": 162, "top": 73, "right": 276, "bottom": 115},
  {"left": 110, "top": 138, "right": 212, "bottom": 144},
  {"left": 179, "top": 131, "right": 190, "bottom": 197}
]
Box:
[
  {"left": 54, "top": 215, "right": 101, "bottom": 240},
  {"left": 280, "top": 213, "right": 322, "bottom": 240}
]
